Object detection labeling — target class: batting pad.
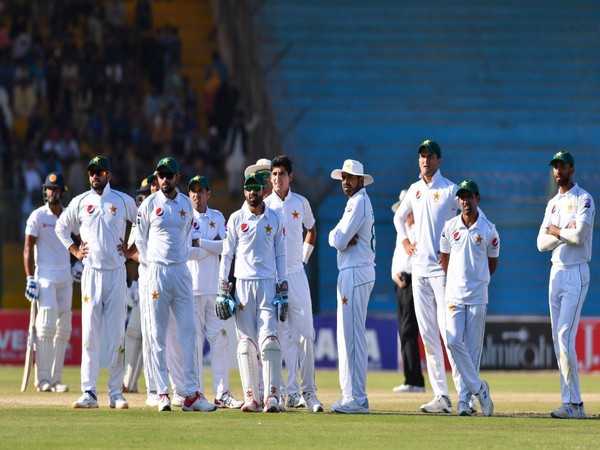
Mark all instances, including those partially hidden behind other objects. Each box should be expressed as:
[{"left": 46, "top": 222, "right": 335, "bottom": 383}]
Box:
[
  {"left": 52, "top": 311, "right": 72, "bottom": 385},
  {"left": 261, "top": 336, "right": 282, "bottom": 401},
  {"left": 36, "top": 307, "right": 57, "bottom": 383},
  {"left": 237, "top": 338, "right": 260, "bottom": 403}
]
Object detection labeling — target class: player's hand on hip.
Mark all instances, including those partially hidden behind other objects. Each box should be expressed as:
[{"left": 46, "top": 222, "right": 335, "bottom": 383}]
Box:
[
  {"left": 25, "top": 276, "right": 39, "bottom": 302},
  {"left": 71, "top": 260, "right": 84, "bottom": 283}
]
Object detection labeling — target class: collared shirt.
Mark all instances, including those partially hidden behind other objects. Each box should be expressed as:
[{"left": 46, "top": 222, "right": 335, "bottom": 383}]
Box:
[
  {"left": 394, "top": 170, "right": 459, "bottom": 277},
  {"left": 541, "top": 183, "right": 595, "bottom": 266},
  {"left": 219, "top": 203, "right": 287, "bottom": 283},
  {"left": 136, "top": 190, "right": 195, "bottom": 265},
  {"left": 328, "top": 187, "right": 375, "bottom": 271},
  {"left": 440, "top": 212, "right": 500, "bottom": 305},
  {"left": 56, "top": 183, "right": 137, "bottom": 270},
  {"left": 188, "top": 207, "right": 226, "bottom": 294},
  {"left": 25, "top": 204, "right": 72, "bottom": 271},
  {"left": 265, "top": 188, "right": 315, "bottom": 275}
]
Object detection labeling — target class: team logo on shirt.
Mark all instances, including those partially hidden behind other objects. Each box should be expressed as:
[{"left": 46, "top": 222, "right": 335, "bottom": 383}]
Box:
[
  {"left": 492, "top": 237, "right": 499, "bottom": 248},
  {"left": 155, "top": 208, "right": 164, "bottom": 217},
  {"left": 475, "top": 234, "right": 483, "bottom": 245},
  {"left": 292, "top": 210, "right": 299, "bottom": 219},
  {"left": 241, "top": 223, "right": 249, "bottom": 233},
  {"left": 179, "top": 209, "right": 186, "bottom": 218},
  {"left": 432, "top": 191, "right": 440, "bottom": 201},
  {"left": 584, "top": 199, "right": 591, "bottom": 208},
  {"left": 265, "top": 224, "right": 272, "bottom": 235},
  {"left": 109, "top": 205, "right": 117, "bottom": 215},
  {"left": 210, "top": 221, "right": 216, "bottom": 228},
  {"left": 192, "top": 221, "right": 200, "bottom": 231},
  {"left": 415, "top": 190, "right": 421, "bottom": 199},
  {"left": 87, "top": 205, "right": 95, "bottom": 214},
  {"left": 568, "top": 203, "right": 573, "bottom": 212},
  {"left": 453, "top": 231, "right": 460, "bottom": 241}
]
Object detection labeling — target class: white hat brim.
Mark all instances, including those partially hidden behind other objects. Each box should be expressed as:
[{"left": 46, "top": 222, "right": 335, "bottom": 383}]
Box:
[{"left": 331, "top": 169, "right": 374, "bottom": 186}]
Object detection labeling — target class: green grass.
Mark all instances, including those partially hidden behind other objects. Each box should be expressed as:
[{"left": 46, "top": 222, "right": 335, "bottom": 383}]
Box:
[{"left": 1, "top": 367, "right": 599, "bottom": 449}]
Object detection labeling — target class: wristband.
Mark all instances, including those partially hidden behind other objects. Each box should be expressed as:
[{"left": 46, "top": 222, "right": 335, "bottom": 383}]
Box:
[{"left": 302, "top": 242, "right": 314, "bottom": 265}]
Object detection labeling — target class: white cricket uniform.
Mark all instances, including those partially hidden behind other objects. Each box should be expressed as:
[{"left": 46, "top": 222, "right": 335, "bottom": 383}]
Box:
[
  {"left": 394, "top": 170, "right": 461, "bottom": 397},
  {"left": 219, "top": 203, "right": 287, "bottom": 401},
  {"left": 538, "top": 183, "right": 594, "bottom": 405},
  {"left": 328, "top": 187, "right": 375, "bottom": 407},
  {"left": 265, "top": 189, "right": 318, "bottom": 397},
  {"left": 26, "top": 204, "right": 74, "bottom": 386},
  {"left": 55, "top": 183, "right": 137, "bottom": 397},
  {"left": 135, "top": 189, "right": 199, "bottom": 397},
  {"left": 168, "top": 206, "right": 231, "bottom": 399},
  {"left": 440, "top": 212, "right": 500, "bottom": 402}
]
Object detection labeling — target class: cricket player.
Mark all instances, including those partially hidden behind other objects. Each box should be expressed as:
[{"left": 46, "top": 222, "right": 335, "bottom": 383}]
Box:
[
  {"left": 24, "top": 172, "right": 77, "bottom": 393},
  {"left": 537, "top": 151, "right": 594, "bottom": 419},
  {"left": 328, "top": 159, "right": 375, "bottom": 415},
  {"left": 217, "top": 172, "right": 288, "bottom": 413},
  {"left": 394, "top": 139, "right": 462, "bottom": 414},
  {"left": 264, "top": 155, "right": 323, "bottom": 413},
  {"left": 135, "top": 157, "right": 216, "bottom": 413},
  {"left": 166, "top": 175, "right": 243, "bottom": 409},
  {"left": 56, "top": 156, "right": 137, "bottom": 409},
  {"left": 440, "top": 179, "right": 498, "bottom": 417}
]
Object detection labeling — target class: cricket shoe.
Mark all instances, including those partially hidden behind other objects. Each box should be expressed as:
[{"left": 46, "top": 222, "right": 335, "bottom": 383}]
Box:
[
  {"left": 263, "top": 396, "right": 282, "bottom": 413},
  {"left": 330, "top": 398, "right": 370, "bottom": 414},
  {"left": 214, "top": 391, "right": 244, "bottom": 409},
  {"left": 420, "top": 395, "right": 452, "bottom": 413},
  {"left": 469, "top": 395, "right": 478, "bottom": 414},
  {"left": 551, "top": 403, "right": 586, "bottom": 419},
  {"left": 286, "top": 392, "right": 306, "bottom": 408},
  {"left": 303, "top": 392, "right": 324, "bottom": 413},
  {"left": 109, "top": 393, "right": 129, "bottom": 409},
  {"left": 51, "top": 383, "right": 69, "bottom": 393},
  {"left": 157, "top": 394, "right": 171, "bottom": 412},
  {"left": 146, "top": 392, "right": 159, "bottom": 407},
  {"left": 182, "top": 391, "right": 217, "bottom": 412},
  {"left": 457, "top": 401, "right": 472, "bottom": 416},
  {"left": 37, "top": 380, "right": 52, "bottom": 392},
  {"left": 393, "top": 384, "right": 426, "bottom": 393},
  {"left": 72, "top": 391, "right": 99, "bottom": 409},
  {"left": 476, "top": 380, "right": 494, "bottom": 417},
  {"left": 172, "top": 393, "right": 185, "bottom": 407},
  {"left": 241, "top": 397, "right": 263, "bottom": 413}
]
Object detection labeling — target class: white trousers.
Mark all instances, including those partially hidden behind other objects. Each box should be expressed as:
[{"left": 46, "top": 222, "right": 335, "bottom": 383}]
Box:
[
  {"left": 412, "top": 275, "right": 461, "bottom": 397},
  {"left": 138, "top": 267, "right": 157, "bottom": 394},
  {"left": 168, "top": 294, "right": 230, "bottom": 398},
  {"left": 549, "top": 263, "right": 589, "bottom": 404},
  {"left": 80, "top": 265, "right": 126, "bottom": 397},
  {"left": 277, "top": 268, "right": 317, "bottom": 396},
  {"left": 146, "top": 263, "right": 198, "bottom": 397},
  {"left": 445, "top": 303, "right": 486, "bottom": 402},
  {"left": 336, "top": 266, "right": 374, "bottom": 406}
]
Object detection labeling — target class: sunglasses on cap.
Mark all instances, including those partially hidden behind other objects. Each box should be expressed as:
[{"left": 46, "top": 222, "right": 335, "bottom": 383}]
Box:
[
  {"left": 157, "top": 171, "right": 175, "bottom": 180},
  {"left": 88, "top": 169, "right": 108, "bottom": 177},
  {"left": 244, "top": 184, "right": 263, "bottom": 192},
  {"left": 257, "top": 170, "right": 271, "bottom": 177}
]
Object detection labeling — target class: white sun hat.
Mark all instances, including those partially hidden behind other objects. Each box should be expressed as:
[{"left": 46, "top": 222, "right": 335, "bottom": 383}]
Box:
[
  {"left": 391, "top": 189, "right": 408, "bottom": 213},
  {"left": 244, "top": 158, "right": 272, "bottom": 177},
  {"left": 330, "top": 159, "right": 374, "bottom": 186}
]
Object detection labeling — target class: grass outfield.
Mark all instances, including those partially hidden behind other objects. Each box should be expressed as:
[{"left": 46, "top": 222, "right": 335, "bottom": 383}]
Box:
[{"left": 1, "top": 367, "right": 600, "bottom": 449}]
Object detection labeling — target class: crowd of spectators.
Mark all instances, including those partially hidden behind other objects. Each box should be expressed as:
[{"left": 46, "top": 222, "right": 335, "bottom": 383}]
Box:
[{"left": 0, "top": 0, "right": 245, "bottom": 232}]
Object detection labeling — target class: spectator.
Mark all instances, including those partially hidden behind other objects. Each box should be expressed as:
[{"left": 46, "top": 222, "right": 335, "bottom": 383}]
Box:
[{"left": 135, "top": 0, "right": 153, "bottom": 32}]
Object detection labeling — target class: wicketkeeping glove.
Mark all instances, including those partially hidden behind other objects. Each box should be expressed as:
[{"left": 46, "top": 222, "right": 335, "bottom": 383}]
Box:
[
  {"left": 71, "top": 260, "right": 84, "bottom": 283},
  {"left": 272, "top": 280, "right": 289, "bottom": 322},
  {"left": 215, "top": 279, "right": 236, "bottom": 320},
  {"left": 25, "top": 276, "right": 39, "bottom": 303},
  {"left": 127, "top": 280, "right": 140, "bottom": 308}
]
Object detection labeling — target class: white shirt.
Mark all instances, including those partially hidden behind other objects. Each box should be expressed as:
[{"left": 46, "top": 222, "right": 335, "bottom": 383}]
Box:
[
  {"left": 135, "top": 190, "right": 195, "bottom": 265},
  {"left": 328, "top": 187, "right": 375, "bottom": 271},
  {"left": 56, "top": 183, "right": 137, "bottom": 270},
  {"left": 394, "top": 170, "right": 459, "bottom": 277},
  {"left": 540, "top": 183, "right": 594, "bottom": 266},
  {"left": 25, "top": 204, "right": 72, "bottom": 272},
  {"left": 265, "top": 188, "right": 315, "bottom": 275},
  {"left": 440, "top": 212, "right": 500, "bottom": 305},
  {"left": 219, "top": 203, "right": 287, "bottom": 283},
  {"left": 188, "top": 207, "right": 226, "bottom": 295}
]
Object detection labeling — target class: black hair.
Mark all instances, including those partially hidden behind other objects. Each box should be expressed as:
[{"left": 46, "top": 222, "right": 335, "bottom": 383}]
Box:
[{"left": 271, "top": 155, "right": 292, "bottom": 174}]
